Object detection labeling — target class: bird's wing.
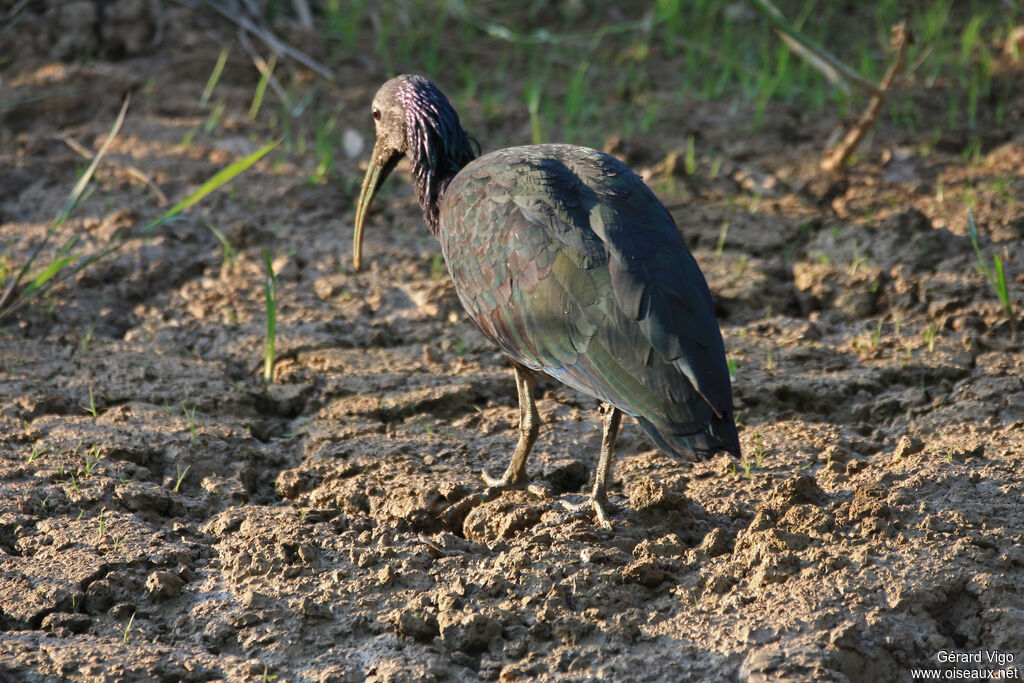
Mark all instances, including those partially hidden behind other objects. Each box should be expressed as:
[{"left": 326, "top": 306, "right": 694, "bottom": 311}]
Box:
[{"left": 439, "top": 145, "right": 733, "bottom": 446}]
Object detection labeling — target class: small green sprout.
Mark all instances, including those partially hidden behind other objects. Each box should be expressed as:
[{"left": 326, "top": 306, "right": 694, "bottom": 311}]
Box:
[
  {"left": 199, "top": 48, "right": 229, "bottom": 107},
  {"left": 263, "top": 249, "right": 278, "bottom": 385},
  {"left": 715, "top": 219, "right": 729, "bottom": 257},
  {"left": 173, "top": 464, "right": 191, "bottom": 493},
  {"left": 84, "top": 445, "right": 102, "bottom": 476},
  {"left": 26, "top": 444, "right": 45, "bottom": 464},
  {"left": 923, "top": 323, "right": 939, "bottom": 353},
  {"left": 684, "top": 134, "right": 697, "bottom": 175},
  {"left": 968, "top": 210, "right": 1016, "bottom": 332},
  {"left": 871, "top": 320, "right": 883, "bottom": 348},
  {"left": 181, "top": 403, "right": 197, "bottom": 444},
  {"left": 86, "top": 388, "right": 98, "bottom": 418},
  {"left": 122, "top": 612, "right": 135, "bottom": 643}
]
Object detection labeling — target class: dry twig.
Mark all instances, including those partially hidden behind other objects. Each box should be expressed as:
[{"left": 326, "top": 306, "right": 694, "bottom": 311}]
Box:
[
  {"left": 58, "top": 135, "right": 169, "bottom": 206},
  {"left": 291, "top": 0, "right": 314, "bottom": 29},
  {"left": 236, "top": 29, "right": 293, "bottom": 113},
  {"left": 204, "top": 0, "right": 334, "bottom": 80},
  {"left": 820, "top": 22, "right": 908, "bottom": 173}
]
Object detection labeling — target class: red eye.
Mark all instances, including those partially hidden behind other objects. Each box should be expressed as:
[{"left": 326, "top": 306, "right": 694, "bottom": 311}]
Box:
[{"left": 372, "top": 108, "right": 381, "bottom": 121}]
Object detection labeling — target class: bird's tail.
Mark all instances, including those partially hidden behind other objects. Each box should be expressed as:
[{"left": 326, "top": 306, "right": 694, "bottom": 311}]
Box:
[{"left": 636, "top": 414, "right": 741, "bottom": 462}]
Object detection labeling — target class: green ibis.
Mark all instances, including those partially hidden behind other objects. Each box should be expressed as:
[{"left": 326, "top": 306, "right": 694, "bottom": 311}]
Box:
[{"left": 354, "top": 75, "right": 740, "bottom": 528}]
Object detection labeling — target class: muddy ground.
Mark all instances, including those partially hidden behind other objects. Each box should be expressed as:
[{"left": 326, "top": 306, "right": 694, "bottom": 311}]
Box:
[{"left": 2, "top": 5, "right": 1024, "bottom": 682}]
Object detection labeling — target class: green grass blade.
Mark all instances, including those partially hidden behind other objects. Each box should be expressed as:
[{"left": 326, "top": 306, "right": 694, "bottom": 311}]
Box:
[
  {"left": 968, "top": 210, "right": 1017, "bottom": 331},
  {"left": 525, "top": 82, "right": 544, "bottom": 144},
  {"left": 0, "top": 96, "right": 129, "bottom": 316},
  {"left": 0, "top": 138, "right": 277, "bottom": 323},
  {"left": 144, "top": 140, "right": 279, "bottom": 232},
  {"left": 249, "top": 54, "right": 277, "bottom": 119},
  {"left": 967, "top": 209, "right": 994, "bottom": 286},
  {"left": 685, "top": 134, "right": 697, "bottom": 175},
  {"left": 993, "top": 255, "right": 1008, "bottom": 304},
  {"left": 23, "top": 232, "right": 80, "bottom": 296},
  {"left": 21, "top": 254, "right": 76, "bottom": 297},
  {"left": 200, "top": 48, "right": 230, "bottom": 107},
  {"left": 58, "top": 95, "right": 131, "bottom": 229},
  {"left": 202, "top": 221, "right": 237, "bottom": 269},
  {"left": 263, "top": 249, "right": 278, "bottom": 385},
  {"left": 993, "top": 254, "right": 1015, "bottom": 330}
]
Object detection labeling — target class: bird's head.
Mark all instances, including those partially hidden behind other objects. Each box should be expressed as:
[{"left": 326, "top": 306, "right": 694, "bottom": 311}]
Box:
[{"left": 353, "top": 75, "right": 476, "bottom": 271}]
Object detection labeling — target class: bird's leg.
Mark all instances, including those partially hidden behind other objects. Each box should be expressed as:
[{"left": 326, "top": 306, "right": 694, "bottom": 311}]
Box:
[
  {"left": 440, "top": 364, "right": 542, "bottom": 530},
  {"left": 482, "top": 363, "right": 539, "bottom": 487},
  {"left": 590, "top": 403, "right": 622, "bottom": 529},
  {"left": 559, "top": 403, "right": 621, "bottom": 529}
]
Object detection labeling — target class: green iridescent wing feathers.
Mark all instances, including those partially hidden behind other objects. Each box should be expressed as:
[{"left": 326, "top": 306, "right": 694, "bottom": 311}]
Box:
[{"left": 439, "top": 145, "right": 739, "bottom": 460}]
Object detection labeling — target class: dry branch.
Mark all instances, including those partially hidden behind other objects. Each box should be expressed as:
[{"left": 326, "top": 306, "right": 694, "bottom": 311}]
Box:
[
  {"left": 172, "top": 0, "right": 334, "bottom": 80},
  {"left": 820, "top": 22, "right": 908, "bottom": 173},
  {"left": 236, "top": 28, "right": 293, "bottom": 113}
]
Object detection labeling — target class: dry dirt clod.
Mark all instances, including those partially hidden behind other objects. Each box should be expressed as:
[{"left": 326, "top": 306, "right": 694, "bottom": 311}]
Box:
[
  {"left": 145, "top": 570, "right": 184, "bottom": 599},
  {"left": 893, "top": 435, "right": 926, "bottom": 459},
  {"left": 393, "top": 606, "right": 440, "bottom": 642},
  {"left": 621, "top": 558, "right": 667, "bottom": 587},
  {"left": 438, "top": 612, "right": 502, "bottom": 654},
  {"left": 627, "top": 479, "right": 684, "bottom": 510},
  {"left": 240, "top": 590, "right": 272, "bottom": 610},
  {"left": 699, "top": 528, "right": 733, "bottom": 557},
  {"left": 40, "top": 611, "right": 91, "bottom": 634},
  {"left": 461, "top": 492, "right": 546, "bottom": 543}
]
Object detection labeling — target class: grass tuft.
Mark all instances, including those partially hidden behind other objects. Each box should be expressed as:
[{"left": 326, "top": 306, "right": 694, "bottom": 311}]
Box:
[
  {"left": 84, "top": 444, "right": 102, "bottom": 476},
  {"left": 967, "top": 210, "right": 1016, "bottom": 332},
  {"left": 26, "top": 444, "right": 45, "bottom": 465},
  {"left": 0, "top": 120, "right": 277, "bottom": 323}
]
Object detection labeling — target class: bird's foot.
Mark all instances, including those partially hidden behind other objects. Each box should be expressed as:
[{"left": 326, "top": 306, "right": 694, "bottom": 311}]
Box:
[
  {"left": 480, "top": 468, "right": 552, "bottom": 498},
  {"left": 559, "top": 494, "right": 615, "bottom": 531},
  {"left": 439, "top": 475, "right": 552, "bottom": 531},
  {"left": 481, "top": 469, "right": 516, "bottom": 488}
]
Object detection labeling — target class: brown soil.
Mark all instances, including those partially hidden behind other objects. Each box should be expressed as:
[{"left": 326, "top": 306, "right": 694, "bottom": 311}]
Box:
[{"left": 2, "top": 6, "right": 1023, "bottom": 682}]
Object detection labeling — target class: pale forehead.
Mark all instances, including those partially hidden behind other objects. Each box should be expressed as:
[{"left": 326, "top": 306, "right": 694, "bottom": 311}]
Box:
[{"left": 372, "top": 76, "right": 415, "bottom": 110}]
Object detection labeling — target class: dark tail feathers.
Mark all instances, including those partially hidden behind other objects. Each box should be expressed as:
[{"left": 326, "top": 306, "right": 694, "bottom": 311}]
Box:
[{"left": 636, "top": 414, "right": 741, "bottom": 462}]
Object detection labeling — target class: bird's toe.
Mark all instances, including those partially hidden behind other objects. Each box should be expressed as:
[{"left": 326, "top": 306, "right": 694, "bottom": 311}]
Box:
[
  {"left": 591, "top": 497, "right": 615, "bottom": 531},
  {"left": 559, "top": 495, "right": 616, "bottom": 531},
  {"left": 440, "top": 476, "right": 553, "bottom": 532},
  {"left": 439, "top": 492, "right": 484, "bottom": 529},
  {"left": 480, "top": 469, "right": 507, "bottom": 487}
]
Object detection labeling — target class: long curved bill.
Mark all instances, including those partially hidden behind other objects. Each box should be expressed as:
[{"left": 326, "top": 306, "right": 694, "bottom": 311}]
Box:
[{"left": 353, "top": 141, "right": 399, "bottom": 272}]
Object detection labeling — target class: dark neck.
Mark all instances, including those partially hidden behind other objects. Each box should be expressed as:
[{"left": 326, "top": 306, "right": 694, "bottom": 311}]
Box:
[{"left": 407, "top": 118, "right": 477, "bottom": 236}]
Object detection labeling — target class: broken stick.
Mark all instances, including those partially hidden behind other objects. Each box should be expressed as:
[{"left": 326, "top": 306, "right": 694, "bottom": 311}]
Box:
[{"left": 820, "top": 22, "right": 909, "bottom": 173}]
